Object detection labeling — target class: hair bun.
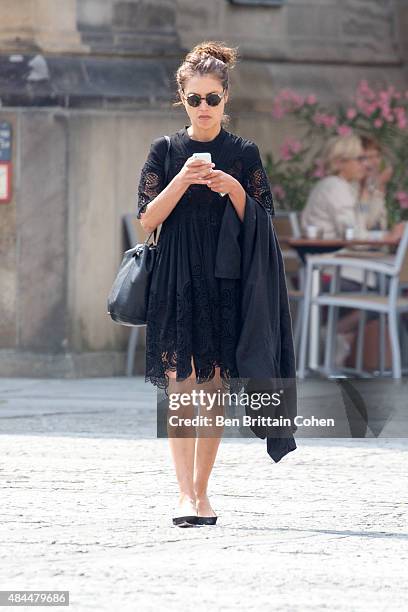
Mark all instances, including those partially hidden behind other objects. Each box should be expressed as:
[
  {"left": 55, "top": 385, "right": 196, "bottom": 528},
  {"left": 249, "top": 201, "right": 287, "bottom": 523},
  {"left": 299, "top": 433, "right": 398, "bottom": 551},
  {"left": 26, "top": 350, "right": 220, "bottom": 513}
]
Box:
[{"left": 190, "top": 41, "right": 237, "bottom": 68}]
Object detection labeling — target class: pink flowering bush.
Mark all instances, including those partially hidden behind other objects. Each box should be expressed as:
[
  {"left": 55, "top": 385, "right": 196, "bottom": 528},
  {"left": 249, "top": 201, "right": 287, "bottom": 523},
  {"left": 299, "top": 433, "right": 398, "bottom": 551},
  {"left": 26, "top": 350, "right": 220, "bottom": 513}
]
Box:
[{"left": 265, "top": 81, "right": 408, "bottom": 222}]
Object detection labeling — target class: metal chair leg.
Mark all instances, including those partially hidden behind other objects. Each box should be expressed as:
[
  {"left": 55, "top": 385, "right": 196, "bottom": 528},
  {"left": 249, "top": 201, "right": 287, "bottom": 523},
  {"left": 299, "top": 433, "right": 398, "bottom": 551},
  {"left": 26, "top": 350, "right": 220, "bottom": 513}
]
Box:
[
  {"left": 324, "top": 305, "right": 335, "bottom": 373},
  {"left": 356, "top": 269, "right": 368, "bottom": 374},
  {"left": 293, "top": 265, "right": 305, "bottom": 357},
  {"left": 324, "top": 266, "right": 340, "bottom": 374},
  {"left": 379, "top": 273, "right": 386, "bottom": 375},
  {"left": 356, "top": 310, "right": 367, "bottom": 372},
  {"left": 298, "top": 262, "right": 313, "bottom": 378},
  {"left": 309, "top": 268, "right": 321, "bottom": 369},
  {"left": 316, "top": 303, "right": 322, "bottom": 368},
  {"left": 325, "top": 306, "right": 342, "bottom": 375},
  {"left": 379, "top": 313, "right": 386, "bottom": 375},
  {"left": 388, "top": 310, "right": 402, "bottom": 378},
  {"left": 293, "top": 299, "right": 303, "bottom": 356},
  {"left": 126, "top": 327, "right": 140, "bottom": 377}
]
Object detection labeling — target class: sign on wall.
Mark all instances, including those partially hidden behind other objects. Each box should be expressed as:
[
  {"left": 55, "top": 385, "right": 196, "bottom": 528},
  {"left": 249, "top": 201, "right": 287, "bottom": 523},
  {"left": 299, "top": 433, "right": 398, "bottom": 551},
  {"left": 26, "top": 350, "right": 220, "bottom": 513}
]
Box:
[
  {"left": 0, "top": 121, "right": 12, "bottom": 203},
  {"left": 0, "top": 121, "right": 12, "bottom": 162}
]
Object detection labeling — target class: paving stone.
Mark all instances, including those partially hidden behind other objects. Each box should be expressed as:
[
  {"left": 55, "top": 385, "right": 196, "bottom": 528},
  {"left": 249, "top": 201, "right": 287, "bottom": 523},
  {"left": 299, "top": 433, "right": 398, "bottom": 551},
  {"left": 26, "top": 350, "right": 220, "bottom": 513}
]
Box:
[{"left": 0, "top": 378, "right": 407, "bottom": 611}]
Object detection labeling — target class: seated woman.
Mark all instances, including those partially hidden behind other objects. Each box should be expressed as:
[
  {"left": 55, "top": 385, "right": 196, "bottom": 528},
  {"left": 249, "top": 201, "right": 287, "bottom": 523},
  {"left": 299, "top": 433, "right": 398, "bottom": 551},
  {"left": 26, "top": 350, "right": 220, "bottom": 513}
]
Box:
[
  {"left": 357, "top": 135, "right": 392, "bottom": 232},
  {"left": 302, "top": 133, "right": 399, "bottom": 240},
  {"left": 301, "top": 133, "right": 402, "bottom": 366},
  {"left": 301, "top": 133, "right": 369, "bottom": 240}
]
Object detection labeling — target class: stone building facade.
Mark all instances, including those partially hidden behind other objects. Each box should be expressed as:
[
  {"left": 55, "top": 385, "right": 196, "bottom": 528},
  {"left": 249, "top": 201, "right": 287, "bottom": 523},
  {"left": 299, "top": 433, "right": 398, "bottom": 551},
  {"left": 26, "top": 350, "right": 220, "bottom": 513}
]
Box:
[{"left": 0, "top": 0, "right": 407, "bottom": 377}]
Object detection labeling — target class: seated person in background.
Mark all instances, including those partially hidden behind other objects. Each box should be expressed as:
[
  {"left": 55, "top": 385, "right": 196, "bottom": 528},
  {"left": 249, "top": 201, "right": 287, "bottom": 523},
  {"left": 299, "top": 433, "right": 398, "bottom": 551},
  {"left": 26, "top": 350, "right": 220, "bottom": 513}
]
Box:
[
  {"left": 301, "top": 133, "right": 401, "bottom": 241},
  {"left": 301, "top": 133, "right": 369, "bottom": 239},
  {"left": 301, "top": 133, "right": 403, "bottom": 366},
  {"left": 356, "top": 135, "right": 393, "bottom": 232}
]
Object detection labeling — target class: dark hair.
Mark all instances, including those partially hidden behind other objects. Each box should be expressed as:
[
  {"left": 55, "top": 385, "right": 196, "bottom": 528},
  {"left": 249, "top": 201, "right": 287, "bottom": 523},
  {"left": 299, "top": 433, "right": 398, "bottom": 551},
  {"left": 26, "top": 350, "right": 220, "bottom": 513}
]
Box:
[
  {"left": 174, "top": 41, "right": 238, "bottom": 126},
  {"left": 361, "top": 135, "right": 382, "bottom": 153}
]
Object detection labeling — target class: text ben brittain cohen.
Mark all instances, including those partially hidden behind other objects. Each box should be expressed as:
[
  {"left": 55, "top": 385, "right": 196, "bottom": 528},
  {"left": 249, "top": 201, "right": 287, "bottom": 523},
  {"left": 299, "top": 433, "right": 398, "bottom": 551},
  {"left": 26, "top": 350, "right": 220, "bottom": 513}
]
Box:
[{"left": 167, "top": 390, "right": 335, "bottom": 428}]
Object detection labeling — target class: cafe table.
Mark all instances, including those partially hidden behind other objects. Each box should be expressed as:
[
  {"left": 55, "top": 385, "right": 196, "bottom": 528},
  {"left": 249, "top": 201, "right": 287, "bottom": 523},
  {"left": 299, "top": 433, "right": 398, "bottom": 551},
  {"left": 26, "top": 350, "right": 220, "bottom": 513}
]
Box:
[{"left": 285, "top": 235, "right": 400, "bottom": 371}]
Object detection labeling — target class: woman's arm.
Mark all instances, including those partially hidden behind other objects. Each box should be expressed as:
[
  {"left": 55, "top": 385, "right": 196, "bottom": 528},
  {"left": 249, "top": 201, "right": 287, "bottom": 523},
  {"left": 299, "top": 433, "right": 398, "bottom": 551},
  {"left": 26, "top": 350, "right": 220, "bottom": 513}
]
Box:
[
  {"left": 139, "top": 174, "right": 189, "bottom": 234},
  {"left": 137, "top": 137, "right": 214, "bottom": 234},
  {"left": 204, "top": 170, "right": 246, "bottom": 221},
  {"left": 228, "top": 181, "right": 247, "bottom": 221}
]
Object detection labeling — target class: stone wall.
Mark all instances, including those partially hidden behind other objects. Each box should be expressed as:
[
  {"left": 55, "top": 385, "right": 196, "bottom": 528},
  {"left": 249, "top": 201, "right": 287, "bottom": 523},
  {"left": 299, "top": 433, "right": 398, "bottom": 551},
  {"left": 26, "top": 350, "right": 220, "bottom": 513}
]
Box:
[
  {"left": 0, "top": 0, "right": 404, "bottom": 66},
  {"left": 177, "top": 0, "right": 400, "bottom": 65},
  {"left": 0, "top": 0, "right": 85, "bottom": 53},
  {"left": 0, "top": 0, "right": 407, "bottom": 376},
  {"left": 0, "top": 107, "right": 185, "bottom": 376}
]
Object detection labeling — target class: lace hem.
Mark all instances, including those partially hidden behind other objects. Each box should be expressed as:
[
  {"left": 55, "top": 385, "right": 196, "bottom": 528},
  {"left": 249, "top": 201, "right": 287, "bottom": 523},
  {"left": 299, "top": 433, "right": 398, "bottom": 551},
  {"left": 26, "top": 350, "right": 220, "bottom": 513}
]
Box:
[{"left": 145, "top": 361, "right": 245, "bottom": 399}]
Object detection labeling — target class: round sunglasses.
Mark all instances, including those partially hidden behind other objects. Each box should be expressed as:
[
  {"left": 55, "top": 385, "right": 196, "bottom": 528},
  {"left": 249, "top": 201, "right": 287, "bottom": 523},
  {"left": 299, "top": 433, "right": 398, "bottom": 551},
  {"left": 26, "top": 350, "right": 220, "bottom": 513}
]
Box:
[{"left": 184, "top": 91, "right": 226, "bottom": 108}]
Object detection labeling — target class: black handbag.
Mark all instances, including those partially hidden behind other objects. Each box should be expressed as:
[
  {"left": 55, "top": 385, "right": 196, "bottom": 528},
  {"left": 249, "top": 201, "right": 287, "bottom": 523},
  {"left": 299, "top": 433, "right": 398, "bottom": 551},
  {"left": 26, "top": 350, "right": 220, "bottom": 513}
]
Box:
[{"left": 107, "top": 135, "right": 171, "bottom": 326}]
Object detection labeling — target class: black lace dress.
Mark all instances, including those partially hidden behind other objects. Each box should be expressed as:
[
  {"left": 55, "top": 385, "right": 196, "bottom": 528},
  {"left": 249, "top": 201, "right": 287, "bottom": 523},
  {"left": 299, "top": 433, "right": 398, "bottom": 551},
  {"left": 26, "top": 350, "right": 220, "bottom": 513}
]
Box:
[{"left": 137, "top": 125, "right": 274, "bottom": 395}]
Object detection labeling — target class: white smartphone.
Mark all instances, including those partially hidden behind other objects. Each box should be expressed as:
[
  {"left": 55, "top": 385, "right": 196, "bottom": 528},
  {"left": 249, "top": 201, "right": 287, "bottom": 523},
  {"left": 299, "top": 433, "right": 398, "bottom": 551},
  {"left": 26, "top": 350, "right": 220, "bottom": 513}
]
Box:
[
  {"left": 192, "top": 152, "right": 212, "bottom": 163},
  {"left": 191, "top": 152, "right": 226, "bottom": 196}
]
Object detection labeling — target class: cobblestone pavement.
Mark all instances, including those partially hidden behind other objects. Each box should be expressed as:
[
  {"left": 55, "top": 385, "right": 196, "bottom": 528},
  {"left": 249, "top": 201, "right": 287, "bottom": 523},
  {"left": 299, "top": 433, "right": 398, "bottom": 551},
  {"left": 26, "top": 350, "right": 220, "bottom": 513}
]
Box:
[{"left": 0, "top": 378, "right": 407, "bottom": 612}]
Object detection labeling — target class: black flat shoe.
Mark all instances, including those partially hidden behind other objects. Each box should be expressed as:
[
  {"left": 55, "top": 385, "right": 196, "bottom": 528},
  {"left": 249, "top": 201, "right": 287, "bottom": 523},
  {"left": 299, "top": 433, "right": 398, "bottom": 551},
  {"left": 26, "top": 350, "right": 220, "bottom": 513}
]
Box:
[
  {"left": 172, "top": 515, "right": 199, "bottom": 527},
  {"left": 197, "top": 516, "right": 218, "bottom": 525}
]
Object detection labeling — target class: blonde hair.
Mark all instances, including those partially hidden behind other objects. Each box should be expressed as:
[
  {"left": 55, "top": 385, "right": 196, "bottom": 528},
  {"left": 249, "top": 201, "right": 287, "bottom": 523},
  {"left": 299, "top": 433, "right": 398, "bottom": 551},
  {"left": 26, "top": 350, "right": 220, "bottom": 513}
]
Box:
[
  {"left": 174, "top": 41, "right": 238, "bottom": 126},
  {"left": 323, "top": 134, "right": 363, "bottom": 174}
]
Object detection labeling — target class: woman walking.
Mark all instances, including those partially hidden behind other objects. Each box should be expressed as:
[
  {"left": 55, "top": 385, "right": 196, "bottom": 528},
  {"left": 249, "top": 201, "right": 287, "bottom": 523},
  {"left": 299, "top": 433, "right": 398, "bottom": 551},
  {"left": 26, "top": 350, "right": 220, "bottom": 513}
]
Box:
[{"left": 137, "top": 41, "right": 294, "bottom": 527}]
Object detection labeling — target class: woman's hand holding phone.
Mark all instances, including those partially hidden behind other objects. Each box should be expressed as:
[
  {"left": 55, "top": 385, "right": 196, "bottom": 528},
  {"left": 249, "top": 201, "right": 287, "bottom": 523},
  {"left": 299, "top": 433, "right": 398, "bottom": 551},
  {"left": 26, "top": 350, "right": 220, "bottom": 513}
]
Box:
[
  {"left": 177, "top": 156, "right": 215, "bottom": 188},
  {"left": 175, "top": 152, "right": 237, "bottom": 198}
]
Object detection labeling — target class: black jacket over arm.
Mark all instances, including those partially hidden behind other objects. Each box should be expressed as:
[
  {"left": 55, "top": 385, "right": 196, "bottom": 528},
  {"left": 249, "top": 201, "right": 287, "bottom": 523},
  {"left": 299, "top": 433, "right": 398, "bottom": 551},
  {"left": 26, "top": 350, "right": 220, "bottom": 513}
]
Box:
[{"left": 215, "top": 188, "right": 297, "bottom": 462}]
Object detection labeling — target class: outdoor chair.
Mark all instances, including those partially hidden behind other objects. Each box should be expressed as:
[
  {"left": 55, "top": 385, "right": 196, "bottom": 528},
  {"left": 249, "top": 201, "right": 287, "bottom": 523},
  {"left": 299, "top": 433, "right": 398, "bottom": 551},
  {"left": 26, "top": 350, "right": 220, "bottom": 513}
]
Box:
[
  {"left": 298, "top": 222, "right": 408, "bottom": 379},
  {"left": 273, "top": 210, "right": 304, "bottom": 353}
]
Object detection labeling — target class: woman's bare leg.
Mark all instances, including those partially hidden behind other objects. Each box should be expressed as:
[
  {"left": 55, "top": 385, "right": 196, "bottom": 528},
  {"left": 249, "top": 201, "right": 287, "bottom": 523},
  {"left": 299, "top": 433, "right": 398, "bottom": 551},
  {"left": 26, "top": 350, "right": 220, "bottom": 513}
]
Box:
[
  {"left": 336, "top": 310, "right": 361, "bottom": 334},
  {"left": 194, "top": 367, "right": 224, "bottom": 517},
  {"left": 166, "top": 360, "right": 197, "bottom": 517}
]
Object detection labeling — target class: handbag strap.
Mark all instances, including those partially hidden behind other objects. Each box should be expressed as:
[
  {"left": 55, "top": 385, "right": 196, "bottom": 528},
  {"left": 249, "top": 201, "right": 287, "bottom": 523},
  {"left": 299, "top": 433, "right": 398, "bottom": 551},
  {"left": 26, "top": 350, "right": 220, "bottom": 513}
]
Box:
[{"left": 146, "top": 135, "right": 171, "bottom": 246}]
